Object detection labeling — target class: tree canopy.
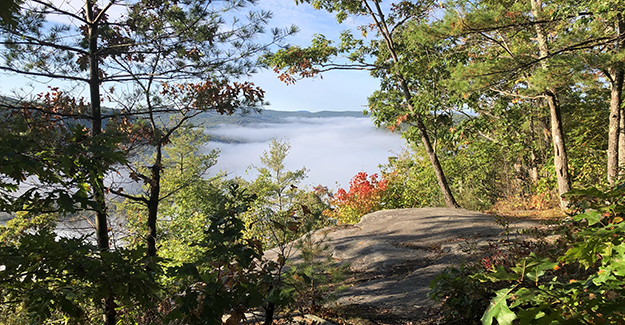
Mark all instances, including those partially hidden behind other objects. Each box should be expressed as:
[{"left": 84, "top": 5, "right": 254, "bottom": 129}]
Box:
[{"left": 4, "top": 0, "right": 625, "bottom": 323}]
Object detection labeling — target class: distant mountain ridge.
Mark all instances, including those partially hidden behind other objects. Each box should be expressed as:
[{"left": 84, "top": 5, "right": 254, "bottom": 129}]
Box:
[{"left": 193, "top": 109, "right": 369, "bottom": 129}]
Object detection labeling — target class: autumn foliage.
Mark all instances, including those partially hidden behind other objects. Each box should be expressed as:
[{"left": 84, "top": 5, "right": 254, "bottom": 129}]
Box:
[{"left": 324, "top": 172, "right": 388, "bottom": 224}]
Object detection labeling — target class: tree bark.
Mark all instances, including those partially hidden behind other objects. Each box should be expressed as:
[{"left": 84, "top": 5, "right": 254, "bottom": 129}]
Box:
[
  {"left": 264, "top": 301, "right": 275, "bottom": 325},
  {"left": 608, "top": 69, "right": 623, "bottom": 186},
  {"left": 609, "top": 13, "right": 625, "bottom": 186},
  {"left": 618, "top": 100, "right": 625, "bottom": 170},
  {"left": 413, "top": 111, "right": 460, "bottom": 208},
  {"left": 86, "top": 2, "right": 116, "bottom": 324},
  {"left": 147, "top": 145, "right": 162, "bottom": 257},
  {"left": 545, "top": 93, "right": 571, "bottom": 207},
  {"left": 531, "top": 0, "right": 571, "bottom": 209},
  {"left": 87, "top": 0, "right": 107, "bottom": 254},
  {"left": 527, "top": 113, "right": 539, "bottom": 182}
]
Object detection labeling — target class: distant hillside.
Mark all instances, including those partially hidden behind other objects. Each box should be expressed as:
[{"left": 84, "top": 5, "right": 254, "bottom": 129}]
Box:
[{"left": 193, "top": 109, "right": 369, "bottom": 128}]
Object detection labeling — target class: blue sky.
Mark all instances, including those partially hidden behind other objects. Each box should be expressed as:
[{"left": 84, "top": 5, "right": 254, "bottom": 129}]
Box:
[
  {"left": 250, "top": 0, "right": 380, "bottom": 112},
  {"left": 0, "top": 0, "right": 380, "bottom": 113}
]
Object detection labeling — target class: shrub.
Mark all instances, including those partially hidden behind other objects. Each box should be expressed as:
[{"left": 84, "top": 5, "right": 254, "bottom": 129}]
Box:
[
  {"left": 429, "top": 264, "right": 497, "bottom": 324},
  {"left": 324, "top": 172, "right": 388, "bottom": 224},
  {"left": 432, "top": 187, "right": 625, "bottom": 325}
]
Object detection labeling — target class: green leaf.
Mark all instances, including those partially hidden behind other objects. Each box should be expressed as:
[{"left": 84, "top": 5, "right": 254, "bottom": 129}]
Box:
[
  {"left": 590, "top": 267, "right": 614, "bottom": 286},
  {"left": 301, "top": 272, "right": 312, "bottom": 285},
  {"left": 481, "top": 287, "right": 517, "bottom": 325},
  {"left": 610, "top": 259, "right": 625, "bottom": 277},
  {"left": 474, "top": 265, "right": 518, "bottom": 282},
  {"left": 573, "top": 210, "right": 602, "bottom": 226},
  {"left": 520, "top": 255, "right": 558, "bottom": 283}
]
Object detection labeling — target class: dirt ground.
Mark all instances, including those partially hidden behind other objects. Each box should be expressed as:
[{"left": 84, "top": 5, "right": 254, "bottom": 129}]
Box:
[{"left": 264, "top": 208, "right": 542, "bottom": 325}]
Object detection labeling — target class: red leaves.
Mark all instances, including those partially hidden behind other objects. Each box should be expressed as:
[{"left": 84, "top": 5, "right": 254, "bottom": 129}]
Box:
[
  {"left": 9, "top": 87, "right": 90, "bottom": 135},
  {"left": 325, "top": 172, "right": 388, "bottom": 224}
]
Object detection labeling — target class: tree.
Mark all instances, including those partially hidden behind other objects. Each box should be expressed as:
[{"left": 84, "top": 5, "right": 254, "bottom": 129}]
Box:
[
  {"left": 444, "top": 0, "right": 625, "bottom": 206},
  {"left": 569, "top": 2, "right": 625, "bottom": 186},
  {"left": 242, "top": 137, "right": 333, "bottom": 324},
  {"left": 443, "top": 0, "right": 580, "bottom": 208},
  {"left": 245, "top": 137, "right": 308, "bottom": 248},
  {"left": 530, "top": 0, "right": 571, "bottom": 204},
  {"left": 108, "top": 80, "right": 265, "bottom": 258},
  {"left": 117, "top": 126, "right": 219, "bottom": 257},
  {"left": 263, "top": 0, "right": 461, "bottom": 208},
  {"left": 1, "top": 0, "right": 294, "bottom": 322},
  {"left": 0, "top": 0, "right": 22, "bottom": 28}
]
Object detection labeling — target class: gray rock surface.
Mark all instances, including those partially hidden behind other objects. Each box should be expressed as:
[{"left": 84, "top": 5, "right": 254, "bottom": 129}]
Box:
[{"left": 266, "top": 207, "right": 539, "bottom": 318}]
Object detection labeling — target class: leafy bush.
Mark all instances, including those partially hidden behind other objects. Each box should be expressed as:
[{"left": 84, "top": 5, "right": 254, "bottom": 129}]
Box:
[
  {"left": 0, "top": 229, "right": 160, "bottom": 324},
  {"left": 164, "top": 184, "right": 270, "bottom": 325},
  {"left": 432, "top": 187, "right": 625, "bottom": 325},
  {"left": 379, "top": 149, "right": 445, "bottom": 209},
  {"left": 429, "top": 264, "right": 498, "bottom": 324},
  {"left": 476, "top": 187, "right": 625, "bottom": 325},
  {"left": 324, "top": 172, "right": 388, "bottom": 224},
  {"left": 379, "top": 146, "right": 503, "bottom": 211}
]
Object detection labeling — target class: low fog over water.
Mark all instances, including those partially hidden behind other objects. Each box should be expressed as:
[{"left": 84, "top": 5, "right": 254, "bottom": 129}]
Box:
[{"left": 205, "top": 117, "right": 406, "bottom": 189}]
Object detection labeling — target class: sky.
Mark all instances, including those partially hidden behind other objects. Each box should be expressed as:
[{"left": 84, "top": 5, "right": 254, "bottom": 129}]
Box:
[
  {"left": 249, "top": 0, "right": 381, "bottom": 112},
  {"left": 0, "top": 0, "right": 381, "bottom": 113}
]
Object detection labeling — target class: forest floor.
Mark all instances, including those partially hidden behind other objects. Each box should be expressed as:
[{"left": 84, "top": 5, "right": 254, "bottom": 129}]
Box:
[{"left": 263, "top": 207, "right": 561, "bottom": 325}]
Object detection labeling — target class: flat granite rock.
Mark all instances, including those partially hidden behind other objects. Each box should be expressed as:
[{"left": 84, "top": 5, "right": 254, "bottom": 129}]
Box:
[{"left": 265, "top": 207, "right": 540, "bottom": 319}]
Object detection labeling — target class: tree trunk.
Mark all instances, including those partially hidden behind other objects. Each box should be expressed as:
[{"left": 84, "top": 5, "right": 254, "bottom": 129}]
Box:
[
  {"left": 531, "top": 0, "right": 571, "bottom": 209},
  {"left": 609, "top": 13, "right": 625, "bottom": 186},
  {"left": 147, "top": 145, "right": 162, "bottom": 257},
  {"left": 87, "top": 1, "right": 107, "bottom": 254},
  {"left": 545, "top": 93, "right": 571, "bottom": 207},
  {"left": 396, "top": 74, "right": 460, "bottom": 208},
  {"left": 608, "top": 69, "right": 623, "bottom": 186},
  {"left": 365, "top": 0, "right": 459, "bottom": 208},
  {"left": 414, "top": 116, "right": 460, "bottom": 208},
  {"left": 86, "top": 2, "right": 116, "bottom": 324},
  {"left": 527, "top": 113, "right": 539, "bottom": 182},
  {"left": 618, "top": 103, "right": 625, "bottom": 170},
  {"left": 264, "top": 301, "right": 275, "bottom": 325}
]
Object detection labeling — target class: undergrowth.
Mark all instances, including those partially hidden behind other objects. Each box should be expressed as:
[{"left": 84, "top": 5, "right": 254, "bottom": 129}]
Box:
[{"left": 430, "top": 186, "right": 625, "bottom": 324}]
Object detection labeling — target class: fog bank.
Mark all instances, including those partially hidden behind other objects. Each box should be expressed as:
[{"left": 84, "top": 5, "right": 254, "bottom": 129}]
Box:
[{"left": 205, "top": 117, "right": 406, "bottom": 189}]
